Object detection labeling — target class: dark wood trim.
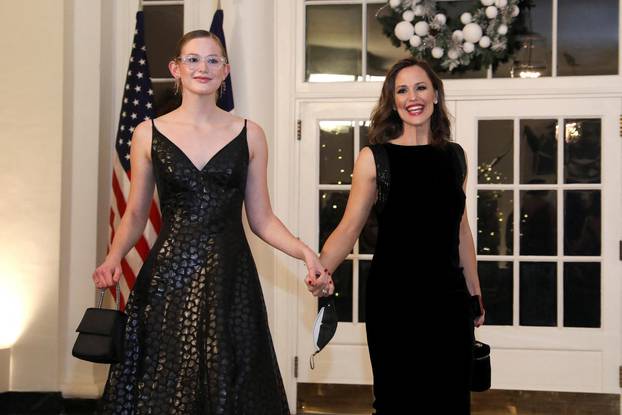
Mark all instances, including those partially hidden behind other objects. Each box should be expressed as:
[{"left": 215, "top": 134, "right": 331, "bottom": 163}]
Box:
[{"left": 297, "top": 383, "right": 620, "bottom": 415}]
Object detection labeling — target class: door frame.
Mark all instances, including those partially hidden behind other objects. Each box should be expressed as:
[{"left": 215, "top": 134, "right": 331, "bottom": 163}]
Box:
[{"left": 456, "top": 97, "right": 622, "bottom": 393}]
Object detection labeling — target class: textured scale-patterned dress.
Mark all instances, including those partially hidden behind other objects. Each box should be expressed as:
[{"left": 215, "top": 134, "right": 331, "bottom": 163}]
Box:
[{"left": 99, "top": 119, "right": 290, "bottom": 415}]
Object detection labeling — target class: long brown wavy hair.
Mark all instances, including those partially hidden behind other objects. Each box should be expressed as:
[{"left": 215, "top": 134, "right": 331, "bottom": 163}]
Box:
[{"left": 368, "top": 58, "right": 451, "bottom": 146}]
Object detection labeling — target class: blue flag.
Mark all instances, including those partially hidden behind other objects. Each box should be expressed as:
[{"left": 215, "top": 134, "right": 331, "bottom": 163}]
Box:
[{"left": 210, "top": 8, "right": 234, "bottom": 111}]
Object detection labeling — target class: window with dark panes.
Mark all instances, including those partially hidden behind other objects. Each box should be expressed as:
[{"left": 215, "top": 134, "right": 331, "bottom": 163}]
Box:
[
  {"left": 477, "top": 117, "right": 602, "bottom": 328},
  {"left": 317, "top": 121, "right": 377, "bottom": 323},
  {"left": 143, "top": 1, "right": 184, "bottom": 115},
  {"left": 304, "top": 0, "right": 619, "bottom": 81}
]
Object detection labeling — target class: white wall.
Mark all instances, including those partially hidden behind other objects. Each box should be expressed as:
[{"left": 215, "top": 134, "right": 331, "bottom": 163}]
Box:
[
  {"left": 59, "top": 0, "right": 105, "bottom": 397},
  {"left": 220, "top": 0, "right": 278, "bottom": 328},
  {"left": 0, "top": 0, "right": 64, "bottom": 391}
]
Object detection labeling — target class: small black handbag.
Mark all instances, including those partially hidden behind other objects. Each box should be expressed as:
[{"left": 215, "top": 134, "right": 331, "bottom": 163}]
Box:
[
  {"left": 469, "top": 295, "right": 491, "bottom": 392},
  {"left": 72, "top": 284, "right": 127, "bottom": 364},
  {"left": 471, "top": 340, "right": 491, "bottom": 391}
]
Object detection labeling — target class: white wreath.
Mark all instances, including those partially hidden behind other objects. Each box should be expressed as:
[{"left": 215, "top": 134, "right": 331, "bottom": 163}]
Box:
[{"left": 384, "top": 0, "right": 521, "bottom": 71}]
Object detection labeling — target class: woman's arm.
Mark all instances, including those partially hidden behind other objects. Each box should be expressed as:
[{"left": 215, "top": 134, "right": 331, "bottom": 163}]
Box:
[
  {"left": 243, "top": 121, "right": 328, "bottom": 290},
  {"left": 92, "top": 120, "right": 155, "bottom": 288},
  {"left": 317, "top": 147, "right": 377, "bottom": 276},
  {"left": 458, "top": 160, "right": 485, "bottom": 327}
]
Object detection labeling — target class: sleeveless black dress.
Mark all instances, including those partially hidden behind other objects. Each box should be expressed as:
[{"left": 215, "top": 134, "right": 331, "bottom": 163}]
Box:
[
  {"left": 98, "top": 120, "right": 290, "bottom": 415},
  {"left": 366, "top": 142, "right": 474, "bottom": 414}
]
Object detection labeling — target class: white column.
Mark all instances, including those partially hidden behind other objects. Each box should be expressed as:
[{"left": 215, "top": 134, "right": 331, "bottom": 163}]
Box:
[{"left": 59, "top": 0, "right": 105, "bottom": 398}]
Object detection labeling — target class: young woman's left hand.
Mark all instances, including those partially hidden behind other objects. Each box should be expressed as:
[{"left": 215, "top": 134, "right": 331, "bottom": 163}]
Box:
[{"left": 303, "top": 250, "right": 334, "bottom": 297}]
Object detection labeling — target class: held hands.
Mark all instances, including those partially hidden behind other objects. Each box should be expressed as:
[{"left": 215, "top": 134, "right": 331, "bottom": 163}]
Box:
[
  {"left": 92, "top": 258, "right": 122, "bottom": 289},
  {"left": 302, "top": 250, "right": 334, "bottom": 297}
]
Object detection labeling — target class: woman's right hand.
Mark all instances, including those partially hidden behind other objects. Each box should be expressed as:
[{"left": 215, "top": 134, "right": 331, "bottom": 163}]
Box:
[{"left": 92, "top": 258, "right": 122, "bottom": 289}]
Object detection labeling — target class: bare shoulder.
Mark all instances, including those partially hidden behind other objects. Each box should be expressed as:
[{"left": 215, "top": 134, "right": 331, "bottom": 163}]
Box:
[
  {"left": 132, "top": 119, "right": 153, "bottom": 151},
  {"left": 355, "top": 146, "right": 376, "bottom": 179},
  {"left": 244, "top": 119, "right": 268, "bottom": 158},
  {"left": 245, "top": 119, "right": 266, "bottom": 141}
]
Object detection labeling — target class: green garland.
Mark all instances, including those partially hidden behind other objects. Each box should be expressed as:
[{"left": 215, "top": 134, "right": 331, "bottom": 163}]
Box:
[{"left": 377, "top": 0, "right": 528, "bottom": 73}]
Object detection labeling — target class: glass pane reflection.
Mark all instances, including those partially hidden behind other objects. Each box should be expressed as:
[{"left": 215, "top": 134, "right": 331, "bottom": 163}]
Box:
[
  {"left": 520, "top": 190, "right": 556, "bottom": 256},
  {"left": 319, "top": 191, "right": 349, "bottom": 252},
  {"left": 306, "top": 5, "right": 362, "bottom": 82},
  {"left": 359, "top": 260, "right": 371, "bottom": 323},
  {"left": 494, "top": 0, "right": 552, "bottom": 78},
  {"left": 558, "top": 0, "right": 618, "bottom": 76},
  {"left": 520, "top": 119, "right": 557, "bottom": 184},
  {"left": 359, "top": 209, "right": 378, "bottom": 255},
  {"left": 564, "top": 262, "right": 601, "bottom": 328},
  {"left": 564, "top": 119, "right": 601, "bottom": 184},
  {"left": 478, "top": 120, "right": 513, "bottom": 184},
  {"left": 144, "top": 5, "right": 184, "bottom": 78},
  {"left": 564, "top": 191, "right": 601, "bottom": 256},
  {"left": 477, "top": 190, "right": 513, "bottom": 255},
  {"left": 320, "top": 121, "right": 354, "bottom": 185},
  {"left": 478, "top": 261, "right": 513, "bottom": 326},
  {"left": 360, "top": 121, "right": 371, "bottom": 150},
  {"left": 318, "top": 260, "right": 353, "bottom": 323},
  {"left": 520, "top": 262, "right": 557, "bottom": 326},
  {"left": 366, "top": 3, "right": 411, "bottom": 79},
  {"left": 153, "top": 81, "right": 181, "bottom": 117}
]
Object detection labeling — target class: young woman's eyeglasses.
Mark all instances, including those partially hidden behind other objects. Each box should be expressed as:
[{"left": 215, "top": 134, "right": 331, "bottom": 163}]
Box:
[{"left": 177, "top": 54, "right": 227, "bottom": 70}]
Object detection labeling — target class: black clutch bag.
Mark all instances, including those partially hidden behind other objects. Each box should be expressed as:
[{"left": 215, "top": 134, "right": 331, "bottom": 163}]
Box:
[
  {"left": 471, "top": 340, "right": 491, "bottom": 392},
  {"left": 469, "top": 295, "right": 491, "bottom": 392},
  {"left": 72, "top": 284, "right": 127, "bottom": 364}
]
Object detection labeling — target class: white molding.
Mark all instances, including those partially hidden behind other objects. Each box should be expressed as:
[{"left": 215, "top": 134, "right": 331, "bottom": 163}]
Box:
[
  {"left": 184, "top": 0, "right": 214, "bottom": 31},
  {"left": 293, "top": 75, "right": 622, "bottom": 101},
  {"left": 59, "top": 0, "right": 104, "bottom": 397},
  {"left": 274, "top": 0, "right": 299, "bottom": 410}
]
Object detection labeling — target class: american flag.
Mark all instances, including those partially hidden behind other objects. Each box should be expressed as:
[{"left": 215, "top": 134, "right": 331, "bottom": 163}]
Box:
[{"left": 109, "top": 11, "right": 161, "bottom": 309}]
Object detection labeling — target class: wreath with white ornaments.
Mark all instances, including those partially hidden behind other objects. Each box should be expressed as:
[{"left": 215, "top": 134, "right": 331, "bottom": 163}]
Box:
[{"left": 377, "top": 0, "right": 524, "bottom": 73}]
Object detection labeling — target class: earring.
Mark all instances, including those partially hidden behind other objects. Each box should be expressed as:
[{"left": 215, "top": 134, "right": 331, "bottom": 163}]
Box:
[
  {"left": 174, "top": 78, "right": 180, "bottom": 95},
  {"left": 219, "top": 81, "right": 227, "bottom": 98}
]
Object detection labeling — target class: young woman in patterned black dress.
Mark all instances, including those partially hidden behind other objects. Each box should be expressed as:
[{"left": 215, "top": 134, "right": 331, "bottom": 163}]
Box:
[{"left": 92, "top": 30, "right": 331, "bottom": 414}]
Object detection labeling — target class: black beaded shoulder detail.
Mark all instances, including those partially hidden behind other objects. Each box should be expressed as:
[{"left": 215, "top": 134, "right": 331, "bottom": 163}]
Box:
[{"left": 368, "top": 144, "right": 391, "bottom": 214}]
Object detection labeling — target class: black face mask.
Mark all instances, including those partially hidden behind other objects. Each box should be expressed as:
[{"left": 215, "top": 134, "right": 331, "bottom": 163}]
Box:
[{"left": 310, "top": 296, "right": 338, "bottom": 369}]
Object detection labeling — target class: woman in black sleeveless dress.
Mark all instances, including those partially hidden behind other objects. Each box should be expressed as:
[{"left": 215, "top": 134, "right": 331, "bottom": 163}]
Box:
[
  {"left": 92, "top": 30, "right": 330, "bottom": 414},
  {"left": 309, "top": 59, "right": 485, "bottom": 414}
]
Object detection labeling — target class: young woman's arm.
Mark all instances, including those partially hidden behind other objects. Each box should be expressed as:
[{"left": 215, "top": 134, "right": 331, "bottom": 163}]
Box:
[
  {"left": 243, "top": 120, "right": 329, "bottom": 292},
  {"left": 92, "top": 120, "right": 155, "bottom": 288}
]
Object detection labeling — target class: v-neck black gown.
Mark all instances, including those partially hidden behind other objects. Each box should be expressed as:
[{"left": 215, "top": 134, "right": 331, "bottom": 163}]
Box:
[
  {"left": 98, "top": 120, "right": 290, "bottom": 415},
  {"left": 366, "top": 142, "right": 474, "bottom": 414}
]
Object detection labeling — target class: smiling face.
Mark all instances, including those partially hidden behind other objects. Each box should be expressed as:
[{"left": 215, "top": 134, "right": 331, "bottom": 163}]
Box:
[
  {"left": 393, "top": 65, "right": 437, "bottom": 129},
  {"left": 169, "top": 36, "right": 229, "bottom": 97}
]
